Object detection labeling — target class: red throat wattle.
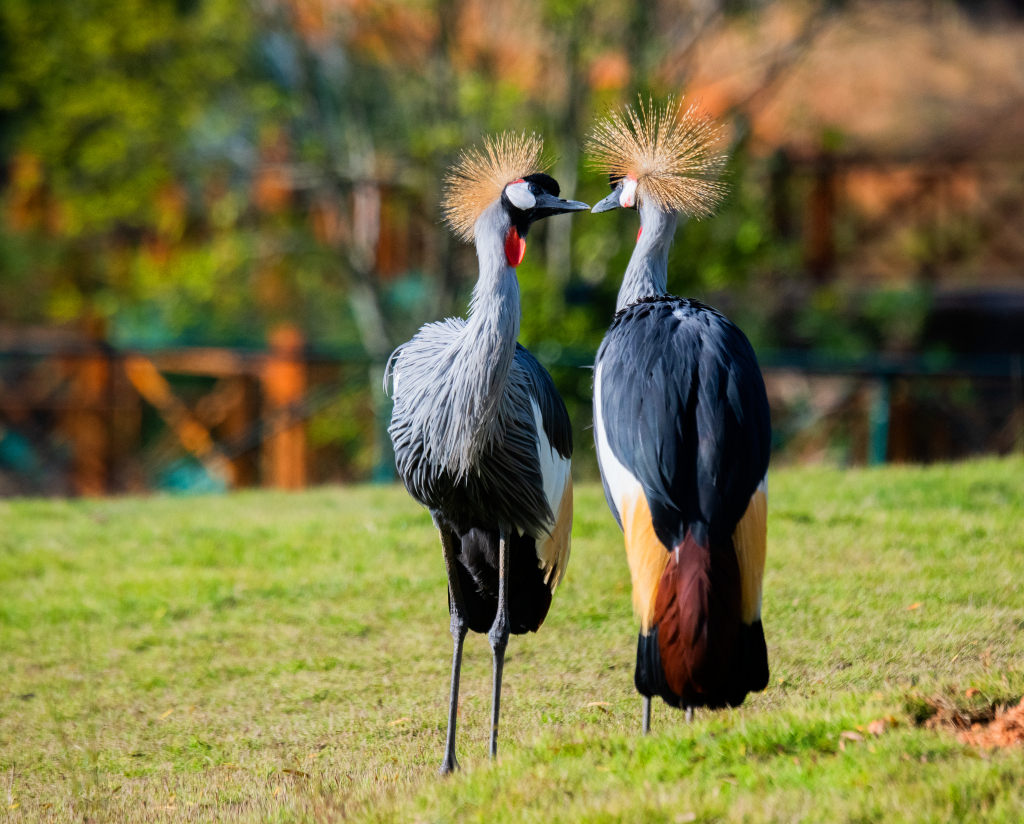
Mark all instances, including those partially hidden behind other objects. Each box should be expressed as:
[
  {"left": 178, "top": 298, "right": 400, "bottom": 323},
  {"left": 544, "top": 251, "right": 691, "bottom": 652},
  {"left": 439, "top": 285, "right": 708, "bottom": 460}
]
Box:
[
  {"left": 637, "top": 226, "right": 643, "bottom": 242},
  {"left": 505, "top": 226, "right": 526, "bottom": 267}
]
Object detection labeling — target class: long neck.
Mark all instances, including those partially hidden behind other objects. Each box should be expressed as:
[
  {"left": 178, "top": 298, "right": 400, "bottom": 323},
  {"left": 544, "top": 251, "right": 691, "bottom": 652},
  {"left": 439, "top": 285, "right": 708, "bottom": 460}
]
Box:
[
  {"left": 463, "top": 208, "right": 521, "bottom": 407},
  {"left": 445, "top": 201, "right": 520, "bottom": 475},
  {"left": 615, "top": 202, "right": 678, "bottom": 311}
]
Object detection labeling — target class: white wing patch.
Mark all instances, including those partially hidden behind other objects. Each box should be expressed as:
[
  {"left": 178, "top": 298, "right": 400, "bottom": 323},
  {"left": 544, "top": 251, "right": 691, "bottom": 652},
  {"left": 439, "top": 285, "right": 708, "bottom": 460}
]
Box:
[
  {"left": 530, "top": 398, "right": 572, "bottom": 590},
  {"left": 596, "top": 362, "right": 672, "bottom": 630},
  {"left": 594, "top": 362, "right": 643, "bottom": 524},
  {"left": 531, "top": 398, "right": 569, "bottom": 520}
]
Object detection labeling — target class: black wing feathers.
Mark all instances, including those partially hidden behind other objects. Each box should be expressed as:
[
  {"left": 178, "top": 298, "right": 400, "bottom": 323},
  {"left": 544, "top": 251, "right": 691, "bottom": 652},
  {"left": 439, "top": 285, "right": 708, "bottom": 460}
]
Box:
[{"left": 596, "top": 297, "right": 770, "bottom": 549}]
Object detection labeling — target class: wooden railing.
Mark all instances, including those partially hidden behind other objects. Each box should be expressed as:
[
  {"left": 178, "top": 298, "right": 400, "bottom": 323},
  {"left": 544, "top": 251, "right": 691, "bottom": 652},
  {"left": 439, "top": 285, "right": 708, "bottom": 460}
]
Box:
[
  {"left": 0, "top": 333, "right": 1020, "bottom": 495},
  {"left": 0, "top": 327, "right": 335, "bottom": 495}
]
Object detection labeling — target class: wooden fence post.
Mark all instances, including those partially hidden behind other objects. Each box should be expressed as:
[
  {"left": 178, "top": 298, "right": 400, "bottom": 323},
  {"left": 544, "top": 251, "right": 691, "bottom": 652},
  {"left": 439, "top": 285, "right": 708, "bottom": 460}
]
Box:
[
  {"left": 805, "top": 155, "right": 837, "bottom": 282},
  {"left": 110, "top": 353, "right": 144, "bottom": 492},
  {"left": 221, "top": 376, "right": 259, "bottom": 487},
  {"left": 62, "top": 325, "right": 111, "bottom": 496},
  {"left": 261, "top": 325, "right": 307, "bottom": 489},
  {"left": 887, "top": 378, "right": 913, "bottom": 463}
]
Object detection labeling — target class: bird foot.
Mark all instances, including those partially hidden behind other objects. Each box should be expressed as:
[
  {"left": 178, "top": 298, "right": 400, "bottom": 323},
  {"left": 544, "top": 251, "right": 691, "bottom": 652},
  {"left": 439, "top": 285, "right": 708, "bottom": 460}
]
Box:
[{"left": 438, "top": 755, "right": 460, "bottom": 776}]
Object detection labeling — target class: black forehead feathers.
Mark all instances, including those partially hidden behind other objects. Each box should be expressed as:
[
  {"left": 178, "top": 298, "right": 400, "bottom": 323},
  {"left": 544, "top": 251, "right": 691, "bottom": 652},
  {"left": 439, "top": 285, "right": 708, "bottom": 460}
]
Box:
[
  {"left": 523, "top": 172, "right": 560, "bottom": 197},
  {"left": 608, "top": 173, "right": 624, "bottom": 189}
]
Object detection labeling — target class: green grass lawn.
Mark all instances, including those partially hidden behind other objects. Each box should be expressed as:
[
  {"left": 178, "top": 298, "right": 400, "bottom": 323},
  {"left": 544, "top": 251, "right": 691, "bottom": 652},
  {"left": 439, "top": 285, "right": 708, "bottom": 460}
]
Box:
[{"left": 2, "top": 458, "right": 1024, "bottom": 822}]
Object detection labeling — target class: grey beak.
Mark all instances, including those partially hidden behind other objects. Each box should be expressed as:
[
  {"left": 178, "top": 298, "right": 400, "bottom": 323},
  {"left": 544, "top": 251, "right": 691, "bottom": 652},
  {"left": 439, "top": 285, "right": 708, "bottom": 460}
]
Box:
[
  {"left": 533, "top": 192, "right": 591, "bottom": 214},
  {"left": 591, "top": 188, "right": 622, "bottom": 213}
]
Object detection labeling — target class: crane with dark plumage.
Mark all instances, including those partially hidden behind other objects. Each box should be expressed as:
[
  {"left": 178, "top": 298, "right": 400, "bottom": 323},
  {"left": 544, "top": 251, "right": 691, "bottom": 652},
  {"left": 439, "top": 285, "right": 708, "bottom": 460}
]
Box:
[
  {"left": 586, "top": 101, "right": 771, "bottom": 732},
  {"left": 385, "top": 133, "right": 587, "bottom": 774}
]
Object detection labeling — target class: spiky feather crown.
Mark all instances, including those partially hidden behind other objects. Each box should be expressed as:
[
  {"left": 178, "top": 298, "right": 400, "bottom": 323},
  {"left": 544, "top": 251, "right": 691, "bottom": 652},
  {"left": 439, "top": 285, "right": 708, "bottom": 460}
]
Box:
[
  {"left": 586, "top": 99, "right": 727, "bottom": 216},
  {"left": 442, "top": 131, "right": 550, "bottom": 241}
]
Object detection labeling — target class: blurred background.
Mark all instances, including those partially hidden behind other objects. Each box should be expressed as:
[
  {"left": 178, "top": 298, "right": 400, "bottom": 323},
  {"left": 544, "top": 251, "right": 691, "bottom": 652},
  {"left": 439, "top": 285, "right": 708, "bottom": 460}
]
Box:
[{"left": 1, "top": 0, "right": 1023, "bottom": 496}]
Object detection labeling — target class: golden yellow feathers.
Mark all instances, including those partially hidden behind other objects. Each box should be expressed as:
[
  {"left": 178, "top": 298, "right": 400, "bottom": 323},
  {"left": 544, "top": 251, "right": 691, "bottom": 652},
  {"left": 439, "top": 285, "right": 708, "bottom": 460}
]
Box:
[
  {"left": 586, "top": 98, "right": 727, "bottom": 216},
  {"left": 442, "top": 131, "right": 550, "bottom": 242}
]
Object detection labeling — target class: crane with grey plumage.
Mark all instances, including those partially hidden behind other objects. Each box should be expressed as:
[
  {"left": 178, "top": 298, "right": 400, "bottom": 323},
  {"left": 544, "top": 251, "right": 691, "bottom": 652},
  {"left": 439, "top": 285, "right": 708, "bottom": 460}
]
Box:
[{"left": 385, "top": 132, "right": 588, "bottom": 774}]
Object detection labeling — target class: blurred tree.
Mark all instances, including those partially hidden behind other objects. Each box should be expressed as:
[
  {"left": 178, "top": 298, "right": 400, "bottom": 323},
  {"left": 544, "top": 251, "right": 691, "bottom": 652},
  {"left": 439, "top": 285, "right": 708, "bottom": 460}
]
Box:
[
  {"left": 0, "top": 0, "right": 263, "bottom": 325},
  {"left": 8, "top": 0, "right": 996, "bottom": 479},
  {"left": 0, "top": 0, "right": 770, "bottom": 479}
]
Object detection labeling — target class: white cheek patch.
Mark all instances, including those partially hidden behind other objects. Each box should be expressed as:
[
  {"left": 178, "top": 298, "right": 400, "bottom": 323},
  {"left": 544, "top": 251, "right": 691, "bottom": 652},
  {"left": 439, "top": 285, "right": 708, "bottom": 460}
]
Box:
[
  {"left": 505, "top": 180, "right": 536, "bottom": 211},
  {"left": 620, "top": 177, "right": 638, "bottom": 208}
]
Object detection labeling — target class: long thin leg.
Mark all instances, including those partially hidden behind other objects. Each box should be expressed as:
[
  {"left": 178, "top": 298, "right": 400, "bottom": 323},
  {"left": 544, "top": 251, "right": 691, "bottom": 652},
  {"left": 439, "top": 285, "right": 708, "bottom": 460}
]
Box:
[
  {"left": 642, "top": 696, "right": 651, "bottom": 735},
  {"left": 438, "top": 528, "right": 468, "bottom": 776},
  {"left": 685, "top": 706, "right": 693, "bottom": 724},
  {"left": 487, "top": 525, "right": 511, "bottom": 759}
]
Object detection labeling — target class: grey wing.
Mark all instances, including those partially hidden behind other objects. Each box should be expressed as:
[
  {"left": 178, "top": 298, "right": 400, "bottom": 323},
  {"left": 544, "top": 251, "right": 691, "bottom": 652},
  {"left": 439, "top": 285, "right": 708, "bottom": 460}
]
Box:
[
  {"left": 385, "top": 317, "right": 465, "bottom": 402},
  {"left": 387, "top": 323, "right": 567, "bottom": 547},
  {"left": 386, "top": 318, "right": 466, "bottom": 507}
]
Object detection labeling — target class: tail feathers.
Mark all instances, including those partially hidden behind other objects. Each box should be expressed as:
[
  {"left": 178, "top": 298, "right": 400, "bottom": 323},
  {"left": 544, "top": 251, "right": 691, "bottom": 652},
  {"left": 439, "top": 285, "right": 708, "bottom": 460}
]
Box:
[
  {"left": 742, "top": 619, "right": 770, "bottom": 693},
  {"left": 454, "top": 527, "right": 553, "bottom": 635},
  {"left": 635, "top": 531, "right": 769, "bottom": 709},
  {"left": 635, "top": 626, "right": 680, "bottom": 708}
]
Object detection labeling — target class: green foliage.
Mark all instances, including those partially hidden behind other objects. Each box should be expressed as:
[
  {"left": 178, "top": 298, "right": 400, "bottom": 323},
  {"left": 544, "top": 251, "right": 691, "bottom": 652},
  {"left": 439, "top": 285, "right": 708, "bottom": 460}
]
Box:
[
  {"left": 1, "top": 459, "right": 1023, "bottom": 819},
  {"left": 0, "top": 0, "right": 945, "bottom": 401},
  {"left": 0, "top": 0, "right": 784, "bottom": 354},
  {"left": 0, "top": 0, "right": 282, "bottom": 337},
  {"left": 111, "top": 229, "right": 361, "bottom": 348},
  {"left": 306, "top": 381, "right": 376, "bottom": 479},
  {"left": 0, "top": 0, "right": 255, "bottom": 235},
  {"left": 794, "top": 284, "right": 932, "bottom": 355}
]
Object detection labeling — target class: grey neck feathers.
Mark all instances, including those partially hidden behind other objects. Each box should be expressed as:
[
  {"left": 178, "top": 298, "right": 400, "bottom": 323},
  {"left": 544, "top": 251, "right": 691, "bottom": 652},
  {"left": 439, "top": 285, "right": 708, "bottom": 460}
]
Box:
[
  {"left": 445, "top": 201, "right": 521, "bottom": 476},
  {"left": 615, "top": 202, "right": 679, "bottom": 311}
]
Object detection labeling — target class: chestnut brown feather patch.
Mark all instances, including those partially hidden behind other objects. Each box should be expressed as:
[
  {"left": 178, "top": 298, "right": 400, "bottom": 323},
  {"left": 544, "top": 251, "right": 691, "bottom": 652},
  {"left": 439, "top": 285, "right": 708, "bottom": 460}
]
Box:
[
  {"left": 586, "top": 98, "right": 727, "bottom": 216},
  {"left": 655, "top": 533, "right": 741, "bottom": 700},
  {"left": 442, "top": 131, "right": 549, "bottom": 242}
]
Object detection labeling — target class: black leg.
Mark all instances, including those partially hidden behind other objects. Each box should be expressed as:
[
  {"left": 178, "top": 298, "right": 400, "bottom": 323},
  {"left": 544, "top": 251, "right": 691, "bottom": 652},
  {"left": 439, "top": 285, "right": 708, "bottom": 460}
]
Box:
[
  {"left": 642, "top": 696, "right": 651, "bottom": 735},
  {"left": 438, "top": 528, "right": 468, "bottom": 776},
  {"left": 487, "top": 525, "right": 511, "bottom": 759}
]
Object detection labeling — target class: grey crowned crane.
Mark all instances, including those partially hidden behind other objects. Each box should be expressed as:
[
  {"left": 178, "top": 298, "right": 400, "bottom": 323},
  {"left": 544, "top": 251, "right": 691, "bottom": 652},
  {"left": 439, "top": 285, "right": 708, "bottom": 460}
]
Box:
[
  {"left": 385, "top": 133, "right": 587, "bottom": 774},
  {"left": 586, "top": 102, "right": 771, "bottom": 732}
]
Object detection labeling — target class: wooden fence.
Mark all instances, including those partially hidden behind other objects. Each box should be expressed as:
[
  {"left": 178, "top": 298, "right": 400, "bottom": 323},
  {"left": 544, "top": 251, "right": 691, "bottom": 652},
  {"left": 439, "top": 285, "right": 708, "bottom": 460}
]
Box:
[
  {"left": 0, "top": 325, "right": 371, "bottom": 496},
  {"left": 0, "top": 329, "right": 1021, "bottom": 496}
]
